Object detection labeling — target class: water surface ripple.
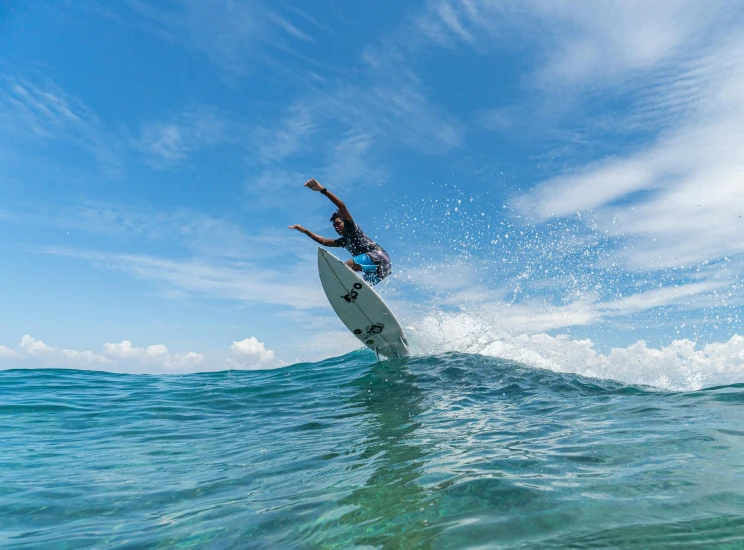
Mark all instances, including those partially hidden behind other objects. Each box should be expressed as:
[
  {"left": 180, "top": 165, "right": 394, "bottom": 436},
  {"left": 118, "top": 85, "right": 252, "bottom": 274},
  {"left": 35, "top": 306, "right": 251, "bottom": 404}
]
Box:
[{"left": 1, "top": 352, "right": 743, "bottom": 548}]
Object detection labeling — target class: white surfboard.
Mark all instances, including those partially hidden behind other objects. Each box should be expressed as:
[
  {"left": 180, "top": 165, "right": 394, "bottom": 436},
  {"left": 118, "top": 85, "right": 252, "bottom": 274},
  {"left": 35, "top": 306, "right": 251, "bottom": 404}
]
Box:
[{"left": 317, "top": 248, "right": 409, "bottom": 359}]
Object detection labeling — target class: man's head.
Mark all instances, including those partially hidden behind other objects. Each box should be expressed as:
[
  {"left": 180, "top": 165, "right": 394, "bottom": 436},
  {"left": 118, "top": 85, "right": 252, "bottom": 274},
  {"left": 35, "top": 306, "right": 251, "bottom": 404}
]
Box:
[{"left": 330, "top": 212, "right": 345, "bottom": 235}]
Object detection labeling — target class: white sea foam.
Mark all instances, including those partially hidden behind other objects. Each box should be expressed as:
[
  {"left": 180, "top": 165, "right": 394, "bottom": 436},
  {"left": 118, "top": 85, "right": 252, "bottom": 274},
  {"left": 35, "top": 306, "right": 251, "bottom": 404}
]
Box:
[{"left": 406, "top": 311, "right": 744, "bottom": 391}]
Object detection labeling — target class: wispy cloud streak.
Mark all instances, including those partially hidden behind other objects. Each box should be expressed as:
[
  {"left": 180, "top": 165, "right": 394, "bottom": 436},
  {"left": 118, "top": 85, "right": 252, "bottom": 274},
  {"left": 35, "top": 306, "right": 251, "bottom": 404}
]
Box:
[
  {"left": 136, "top": 108, "right": 237, "bottom": 168},
  {"left": 516, "top": 35, "right": 744, "bottom": 270},
  {"left": 0, "top": 76, "right": 121, "bottom": 173},
  {"left": 43, "top": 248, "right": 327, "bottom": 310},
  {"left": 123, "top": 0, "right": 314, "bottom": 75}
]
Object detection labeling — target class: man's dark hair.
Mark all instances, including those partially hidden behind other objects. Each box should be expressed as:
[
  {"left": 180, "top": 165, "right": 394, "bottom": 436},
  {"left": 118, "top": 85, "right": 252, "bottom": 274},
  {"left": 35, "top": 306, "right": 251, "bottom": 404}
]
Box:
[{"left": 330, "top": 211, "right": 342, "bottom": 223}]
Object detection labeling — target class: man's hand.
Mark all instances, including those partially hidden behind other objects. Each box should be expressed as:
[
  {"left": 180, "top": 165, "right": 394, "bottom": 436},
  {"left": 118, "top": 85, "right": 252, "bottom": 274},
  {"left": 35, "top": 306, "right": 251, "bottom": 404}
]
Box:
[
  {"left": 304, "top": 178, "right": 323, "bottom": 191},
  {"left": 288, "top": 224, "right": 306, "bottom": 232},
  {"left": 306, "top": 177, "right": 351, "bottom": 221}
]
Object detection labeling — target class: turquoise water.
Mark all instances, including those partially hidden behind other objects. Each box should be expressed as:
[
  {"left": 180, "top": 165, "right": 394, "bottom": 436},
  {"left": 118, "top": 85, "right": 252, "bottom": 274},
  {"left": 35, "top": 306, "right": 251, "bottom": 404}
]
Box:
[{"left": 2, "top": 352, "right": 744, "bottom": 549}]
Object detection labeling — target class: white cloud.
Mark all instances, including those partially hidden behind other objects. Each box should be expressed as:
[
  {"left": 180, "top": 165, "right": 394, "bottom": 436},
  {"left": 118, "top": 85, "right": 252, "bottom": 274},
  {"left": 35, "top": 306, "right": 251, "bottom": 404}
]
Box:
[
  {"left": 415, "top": 0, "right": 735, "bottom": 89},
  {"left": 516, "top": 35, "right": 744, "bottom": 271},
  {"left": 19, "top": 335, "right": 113, "bottom": 366},
  {"left": 231, "top": 336, "right": 275, "bottom": 364},
  {"left": 4, "top": 328, "right": 742, "bottom": 391},
  {"left": 0, "top": 345, "right": 23, "bottom": 359},
  {"left": 319, "top": 134, "right": 378, "bottom": 189},
  {"left": 528, "top": 0, "right": 728, "bottom": 89},
  {"left": 390, "top": 255, "right": 730, "bottom": 337},
  {"left": 248, "top": 79, "right": 462, "bottom": 181},
  {"left": 123, "top": 0, "right": 313, "bottom": 75},
  {"left": 1, "top": 336, "right": 221, "bottom": 373},
  {"left": 598, "top": 281, "right": 729, "bottom": 317},
  {"left": 242, "top": 15, "right": 466, "bottom": 175},
  {"left": 405, "top": 1, "right": 744, "bottom": 281},
  {"left": 139, "top": 124, "right": 185, "bottom": 161},
  {"left": 42, "top": 247, "right": 327, "bottom": 310},
  {"left": 103, "top": 340, "right": 205, "bottom": 369},
  {"left": 13, "top": 202, "right": 299, "bottom": 263},
  {"left": 323, "top": 75, "right": 463, "bottom": 154},
  {"left": 103, "top": 340, "right": 166, "bottom": 359},
  {"left": 0, "top": 76, "right": 120, "bottom": 173},
  {"left": 252, "top": 103, "right": 317, "bottom": 163},
  {"left": 136, "top": 108, "right": 235, "bottom": 168},
  {"left": 245, "top": 133, "right": 382, "bottom": 218}
]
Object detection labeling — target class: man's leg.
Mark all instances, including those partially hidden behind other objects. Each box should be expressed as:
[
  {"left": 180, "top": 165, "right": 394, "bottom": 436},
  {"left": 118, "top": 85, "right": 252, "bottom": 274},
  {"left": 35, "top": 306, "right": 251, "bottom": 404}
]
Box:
[{"left": 345, "top": 259, "right": 362, "bottom": 272}]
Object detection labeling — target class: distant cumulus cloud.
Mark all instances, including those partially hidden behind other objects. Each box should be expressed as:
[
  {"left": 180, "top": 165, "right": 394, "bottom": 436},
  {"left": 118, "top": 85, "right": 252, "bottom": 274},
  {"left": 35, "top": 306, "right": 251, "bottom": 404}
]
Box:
[
  {"left": 231, "top": 337, "right": 275, "bottom": 363},
  {"left": 19, "top": 335, "right": 112, "bottom": 365},
  {"left": 0, "top": 334, "right": 284, "bottom": 374},
  {"left": 102, "top": 340, "right": 204, "bottom": 369},
  {"left": 0, "top": 345, "right": 23, "bottom": 359},
  {"left": 2, "top": 336, "right": 208, "bottom": 373}
]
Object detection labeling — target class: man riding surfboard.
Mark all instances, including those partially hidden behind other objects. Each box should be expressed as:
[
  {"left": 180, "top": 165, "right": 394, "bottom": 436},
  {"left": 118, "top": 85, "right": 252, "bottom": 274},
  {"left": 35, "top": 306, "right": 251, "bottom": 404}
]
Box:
[{"left": 288, "top": 178, "right": 392, "bottom": 286}]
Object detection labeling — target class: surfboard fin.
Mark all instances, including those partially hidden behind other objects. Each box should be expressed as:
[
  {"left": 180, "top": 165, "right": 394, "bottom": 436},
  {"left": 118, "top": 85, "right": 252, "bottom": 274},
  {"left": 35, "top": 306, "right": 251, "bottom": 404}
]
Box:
[{"left": 399, "top": 337, "right": 410, "bottom": 357}]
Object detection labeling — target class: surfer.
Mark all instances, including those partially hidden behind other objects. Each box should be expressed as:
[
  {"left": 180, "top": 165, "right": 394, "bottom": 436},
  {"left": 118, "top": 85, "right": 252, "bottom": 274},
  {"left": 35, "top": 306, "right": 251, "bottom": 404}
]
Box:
[{"left": 288, "top": 178, "right": 392, "bottom": 286}]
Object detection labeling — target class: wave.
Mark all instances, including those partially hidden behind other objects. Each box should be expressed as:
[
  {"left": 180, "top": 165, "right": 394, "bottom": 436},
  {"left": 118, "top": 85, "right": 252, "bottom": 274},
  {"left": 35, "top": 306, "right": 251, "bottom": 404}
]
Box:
[
  {"left": 402, "top": 309, "right": 744, "bottom": 392},
  {"left": 2, "top": 353, "right": 743, "bottom": 548}
]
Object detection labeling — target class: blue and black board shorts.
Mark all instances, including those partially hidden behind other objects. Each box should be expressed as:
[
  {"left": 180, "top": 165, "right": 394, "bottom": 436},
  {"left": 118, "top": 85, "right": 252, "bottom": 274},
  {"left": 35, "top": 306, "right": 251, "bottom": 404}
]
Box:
[{"left": 353, "top": 250, "right": 391, "bottom": 286}]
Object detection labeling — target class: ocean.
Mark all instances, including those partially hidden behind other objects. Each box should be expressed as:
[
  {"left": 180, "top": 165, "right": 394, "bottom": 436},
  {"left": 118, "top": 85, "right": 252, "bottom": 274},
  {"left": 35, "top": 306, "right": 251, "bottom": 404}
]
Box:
[{"left": 2, "top": 351, "right": 743, "bottom": 549}]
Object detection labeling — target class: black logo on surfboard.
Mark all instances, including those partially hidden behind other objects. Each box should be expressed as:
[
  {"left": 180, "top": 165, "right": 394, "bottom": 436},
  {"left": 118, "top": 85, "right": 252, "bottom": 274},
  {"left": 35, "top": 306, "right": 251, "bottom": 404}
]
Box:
[
  {"left": 341, "top": 282, "right": 364, "bottom": 303},
  {"left": 354, "top": 323, "right": 384, "bottom": 341}
]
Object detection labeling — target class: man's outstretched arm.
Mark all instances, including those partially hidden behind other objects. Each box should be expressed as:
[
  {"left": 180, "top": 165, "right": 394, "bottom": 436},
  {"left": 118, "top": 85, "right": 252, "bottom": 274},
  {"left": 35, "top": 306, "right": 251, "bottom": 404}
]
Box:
[
  {"left": 304, "top": 178, "right": 352, "bottom": 221},
  {"left": 288, "top": 225, "right": 339, "bottom": 246}
]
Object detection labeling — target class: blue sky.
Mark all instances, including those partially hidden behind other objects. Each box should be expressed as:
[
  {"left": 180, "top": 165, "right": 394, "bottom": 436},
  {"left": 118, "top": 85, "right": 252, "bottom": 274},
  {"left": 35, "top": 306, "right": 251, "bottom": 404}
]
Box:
[{"left": 1, "top": 1, "right": 744, "bottom": 380}]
